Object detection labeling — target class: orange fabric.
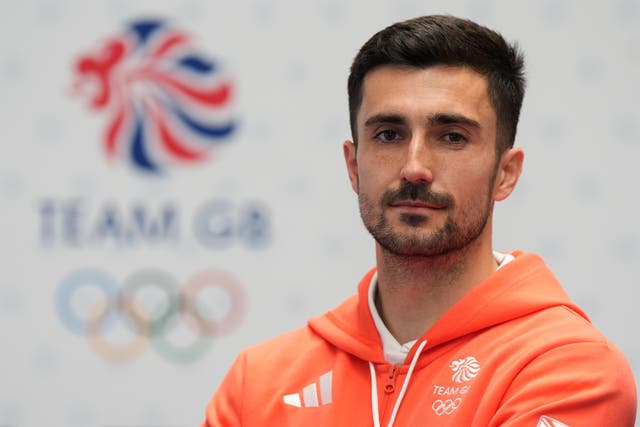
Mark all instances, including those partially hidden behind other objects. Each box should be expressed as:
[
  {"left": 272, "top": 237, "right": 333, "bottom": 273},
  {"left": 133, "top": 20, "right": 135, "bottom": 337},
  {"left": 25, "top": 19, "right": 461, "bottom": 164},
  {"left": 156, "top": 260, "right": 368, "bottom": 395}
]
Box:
[{"left": 202, "top": 252, "right": 637, "bottom": 426}]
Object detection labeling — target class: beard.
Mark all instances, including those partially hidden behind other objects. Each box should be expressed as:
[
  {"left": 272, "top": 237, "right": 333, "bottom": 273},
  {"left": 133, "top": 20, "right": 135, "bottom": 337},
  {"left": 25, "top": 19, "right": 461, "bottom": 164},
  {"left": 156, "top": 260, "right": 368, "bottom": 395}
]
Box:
[{"left": 358, "top": 180, "right": 494, "bottom": 258}]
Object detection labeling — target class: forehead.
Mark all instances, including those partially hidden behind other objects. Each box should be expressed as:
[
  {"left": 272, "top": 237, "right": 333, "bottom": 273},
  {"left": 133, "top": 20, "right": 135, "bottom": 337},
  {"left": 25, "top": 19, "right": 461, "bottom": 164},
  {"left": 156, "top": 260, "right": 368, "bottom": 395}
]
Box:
[{"left": 358, "top": 65, "right": 495, "bottom": 128}]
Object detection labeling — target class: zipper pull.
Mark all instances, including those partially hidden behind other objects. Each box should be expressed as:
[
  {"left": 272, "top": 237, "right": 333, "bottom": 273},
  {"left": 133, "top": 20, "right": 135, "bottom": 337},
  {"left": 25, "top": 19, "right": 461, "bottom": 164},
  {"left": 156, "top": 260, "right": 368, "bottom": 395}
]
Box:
[{"left": 384, "top": 366, "right": 398, "bottom": 394}]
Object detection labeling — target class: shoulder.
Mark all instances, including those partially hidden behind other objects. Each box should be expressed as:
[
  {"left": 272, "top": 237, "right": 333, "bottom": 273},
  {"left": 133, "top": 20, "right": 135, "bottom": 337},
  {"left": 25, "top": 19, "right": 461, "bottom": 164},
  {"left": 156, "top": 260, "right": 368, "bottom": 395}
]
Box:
[
  {"left": 238, "top": 324, "right": 336, "bottom": 370},
  {"left": 489, "top": 302, "right": 615, "bottom": 355},
  {"left": 489, "top": 308, "right": 637, "bottom": 426},
  {"left": 492, "top": 338, "right": 637, "bottom": 425}
]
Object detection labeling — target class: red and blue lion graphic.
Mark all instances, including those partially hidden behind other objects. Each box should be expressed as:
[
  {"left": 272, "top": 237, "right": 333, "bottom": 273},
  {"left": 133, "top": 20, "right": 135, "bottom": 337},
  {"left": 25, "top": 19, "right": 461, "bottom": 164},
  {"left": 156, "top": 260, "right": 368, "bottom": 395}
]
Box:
[{"left": 73, "top": 19, "right": 235, "bottom": 174}]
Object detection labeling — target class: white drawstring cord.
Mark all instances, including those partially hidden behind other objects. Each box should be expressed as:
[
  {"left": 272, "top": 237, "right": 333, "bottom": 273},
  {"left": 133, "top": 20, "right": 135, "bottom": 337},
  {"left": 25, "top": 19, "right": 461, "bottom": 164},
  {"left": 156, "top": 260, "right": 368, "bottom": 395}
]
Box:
[
  {"left": 386, "top": 340, "right": 427, "bottom": 425},
  {"left": 369, "top": 362, "right": 381, "bottom": 427},
  {"left": 369, "top": 339, "right": 428, "bottom": 427}
]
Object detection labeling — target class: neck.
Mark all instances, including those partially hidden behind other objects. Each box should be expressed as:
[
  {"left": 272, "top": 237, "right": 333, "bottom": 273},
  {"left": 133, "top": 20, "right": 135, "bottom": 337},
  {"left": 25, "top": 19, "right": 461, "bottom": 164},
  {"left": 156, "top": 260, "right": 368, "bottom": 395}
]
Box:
[{"left": 374, "top": 233, "right": 498, "bottom": 344}]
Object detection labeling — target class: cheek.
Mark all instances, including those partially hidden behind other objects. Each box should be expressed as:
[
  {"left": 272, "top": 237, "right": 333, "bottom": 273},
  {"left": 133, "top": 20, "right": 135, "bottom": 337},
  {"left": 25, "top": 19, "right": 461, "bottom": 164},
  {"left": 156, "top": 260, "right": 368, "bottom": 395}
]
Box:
[
  {"left": 446, "top": 165, "right": 495, "bottom": 204},
  {"left": 356, "top": 170, "right": 381, "bottom": 196},
  {"left": 356, "top": 158, "right": 392, "bottom": 192}
]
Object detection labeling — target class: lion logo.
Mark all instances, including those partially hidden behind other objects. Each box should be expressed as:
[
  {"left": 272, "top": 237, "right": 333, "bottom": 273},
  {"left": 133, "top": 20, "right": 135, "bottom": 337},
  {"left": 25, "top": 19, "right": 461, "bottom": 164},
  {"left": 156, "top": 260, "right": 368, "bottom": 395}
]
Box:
[{"left": 449, "top": 356, "right": 481, "bottom": 383}]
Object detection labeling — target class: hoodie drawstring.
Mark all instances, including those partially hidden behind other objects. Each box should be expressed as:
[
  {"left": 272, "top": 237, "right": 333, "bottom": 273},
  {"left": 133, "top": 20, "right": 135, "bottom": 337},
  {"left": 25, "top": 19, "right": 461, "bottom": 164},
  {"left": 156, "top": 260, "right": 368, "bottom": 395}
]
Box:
[{"left": 369, "top": 339, "right": 428, "bottom": 427}]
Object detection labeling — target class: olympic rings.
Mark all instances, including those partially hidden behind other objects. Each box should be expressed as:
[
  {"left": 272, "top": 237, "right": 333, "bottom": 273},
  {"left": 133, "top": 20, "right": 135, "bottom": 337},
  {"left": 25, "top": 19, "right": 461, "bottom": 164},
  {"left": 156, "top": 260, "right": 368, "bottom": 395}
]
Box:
[
  {"left": 56, "top": 269, "right": 120, "bottom": 335},
  {"left": 55, "top": 268, "right": 247, "bottom": 363},
  {"left": 432, "top": 398, "right": 463, "bottom": 416},
  {"left": 181, "top": 269, "right": 247, "bottom": 336}
]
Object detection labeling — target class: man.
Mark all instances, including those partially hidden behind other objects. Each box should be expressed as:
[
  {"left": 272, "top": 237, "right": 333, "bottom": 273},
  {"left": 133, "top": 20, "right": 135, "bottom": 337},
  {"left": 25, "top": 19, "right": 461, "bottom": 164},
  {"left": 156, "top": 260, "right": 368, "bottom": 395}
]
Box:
[{"left": 202, "top": 15, "right": 637, "bottom": 426}]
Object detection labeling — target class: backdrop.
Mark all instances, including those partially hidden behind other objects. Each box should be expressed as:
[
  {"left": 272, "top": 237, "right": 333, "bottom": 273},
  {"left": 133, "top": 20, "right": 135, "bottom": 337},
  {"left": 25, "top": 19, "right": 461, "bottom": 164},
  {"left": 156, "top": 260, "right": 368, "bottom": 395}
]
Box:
[{"left": 1, "top": 1, "right": 638, "bottom": 426}]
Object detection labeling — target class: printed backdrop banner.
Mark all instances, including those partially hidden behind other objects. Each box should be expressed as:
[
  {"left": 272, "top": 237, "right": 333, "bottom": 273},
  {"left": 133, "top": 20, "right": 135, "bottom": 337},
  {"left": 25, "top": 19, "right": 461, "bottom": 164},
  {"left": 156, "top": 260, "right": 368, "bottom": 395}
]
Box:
[{"left": 1, "top": 1, "right": 639, "bottom": 426}]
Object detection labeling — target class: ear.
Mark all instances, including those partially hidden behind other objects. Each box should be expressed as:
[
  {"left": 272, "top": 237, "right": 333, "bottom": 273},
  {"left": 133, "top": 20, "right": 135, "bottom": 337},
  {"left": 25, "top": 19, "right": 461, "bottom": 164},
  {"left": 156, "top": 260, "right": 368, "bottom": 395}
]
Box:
[
  {"left": 493, "top": 147, "right": 524, "bottom": 201},
  {"left": 343, "top": 140, "right": 359, "bottom": 193}
]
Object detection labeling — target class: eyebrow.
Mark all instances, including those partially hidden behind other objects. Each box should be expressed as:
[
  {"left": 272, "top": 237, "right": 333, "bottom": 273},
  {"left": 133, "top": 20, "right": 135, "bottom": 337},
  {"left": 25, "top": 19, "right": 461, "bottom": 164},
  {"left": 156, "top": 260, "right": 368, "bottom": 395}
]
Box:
[
  {"left": 363, "top": 112, "right": 481, "bottom": 130},
  {"left": 428, "top": 113, "right": 481, "bottom": 130},
  {"left": 363, "top": 113, "right": 407, "bottom": 128}
]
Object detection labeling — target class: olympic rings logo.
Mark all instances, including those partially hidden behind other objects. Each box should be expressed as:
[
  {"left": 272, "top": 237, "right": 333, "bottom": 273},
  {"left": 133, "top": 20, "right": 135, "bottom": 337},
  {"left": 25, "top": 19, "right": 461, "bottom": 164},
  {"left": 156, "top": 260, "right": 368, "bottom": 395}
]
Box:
[
  {"left": 55, "top": 268, "right": 247, "bottom": 364},
  {"left": 431, "top": 398, "right": 462, "bottom": 416}
]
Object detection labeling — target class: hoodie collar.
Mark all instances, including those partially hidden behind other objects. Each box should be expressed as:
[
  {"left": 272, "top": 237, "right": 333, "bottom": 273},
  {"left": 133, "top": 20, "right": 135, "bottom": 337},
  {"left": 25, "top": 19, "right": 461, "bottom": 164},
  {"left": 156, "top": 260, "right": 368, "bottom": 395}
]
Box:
[
  {"left": 369, "top": 251, "right": 516, "bottom": 365},
  {"left": 308, "top": 252, "right": 588, "bottom": 364}
]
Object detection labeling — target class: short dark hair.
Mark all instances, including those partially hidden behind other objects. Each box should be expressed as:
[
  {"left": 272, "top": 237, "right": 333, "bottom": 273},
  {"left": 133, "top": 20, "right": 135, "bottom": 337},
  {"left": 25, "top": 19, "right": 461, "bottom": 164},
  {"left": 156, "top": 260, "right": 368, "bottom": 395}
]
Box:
[{"left": 348, "top": 15, "right": 526, "bottom": 153}]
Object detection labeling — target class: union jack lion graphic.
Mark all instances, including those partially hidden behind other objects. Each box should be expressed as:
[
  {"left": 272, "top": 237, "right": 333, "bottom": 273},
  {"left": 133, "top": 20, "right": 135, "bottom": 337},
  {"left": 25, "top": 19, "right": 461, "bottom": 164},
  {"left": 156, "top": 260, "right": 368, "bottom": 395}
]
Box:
[
  {"left": 449, "top": 356, "right": 481, "bottom": 383},
  {"left": 73, "top": 19, "right": 235, "bottom": 174}
]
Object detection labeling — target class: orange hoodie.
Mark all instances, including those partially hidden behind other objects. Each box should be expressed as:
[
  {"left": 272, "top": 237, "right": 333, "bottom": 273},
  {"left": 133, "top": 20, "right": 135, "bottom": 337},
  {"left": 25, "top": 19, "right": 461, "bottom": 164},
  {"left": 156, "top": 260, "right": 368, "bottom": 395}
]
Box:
[{"left": 202, "top": 252, "right": 637, "bottom": 426}]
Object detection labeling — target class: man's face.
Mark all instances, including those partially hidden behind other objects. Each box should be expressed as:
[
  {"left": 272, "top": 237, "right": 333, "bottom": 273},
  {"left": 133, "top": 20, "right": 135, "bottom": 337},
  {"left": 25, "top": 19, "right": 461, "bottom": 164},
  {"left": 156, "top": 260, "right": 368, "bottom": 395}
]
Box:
[{"left": 344, "top": 65, "right": 509, "bottom": 257}]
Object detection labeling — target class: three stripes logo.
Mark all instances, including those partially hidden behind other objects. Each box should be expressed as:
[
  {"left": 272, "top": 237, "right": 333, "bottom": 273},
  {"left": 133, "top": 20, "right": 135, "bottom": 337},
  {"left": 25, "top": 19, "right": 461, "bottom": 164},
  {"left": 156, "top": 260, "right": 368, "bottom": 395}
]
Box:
[{"left": 283, "top": 371, "right": 333, "bottom": 408}]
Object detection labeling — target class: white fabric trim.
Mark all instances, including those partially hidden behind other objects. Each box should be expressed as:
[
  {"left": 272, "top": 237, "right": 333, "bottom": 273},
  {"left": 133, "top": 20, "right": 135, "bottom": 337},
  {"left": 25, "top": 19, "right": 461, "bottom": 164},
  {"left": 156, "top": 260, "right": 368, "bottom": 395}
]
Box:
[
  {"left": 368, "top": 272, "right": 412, "bottom": 365},
  {"left": 494, "top": 251, "right": 514, "bottom": 270}
]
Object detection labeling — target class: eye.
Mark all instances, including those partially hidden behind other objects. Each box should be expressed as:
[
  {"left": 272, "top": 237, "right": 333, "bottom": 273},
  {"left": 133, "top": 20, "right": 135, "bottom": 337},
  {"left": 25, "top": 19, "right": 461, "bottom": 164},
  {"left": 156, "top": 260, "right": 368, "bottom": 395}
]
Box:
[
  {"left": 374, "top": 129, "right": 401, "bottom": 143},
  {"left": 442, "top": 132, "right": 467, "bottom": 144}
]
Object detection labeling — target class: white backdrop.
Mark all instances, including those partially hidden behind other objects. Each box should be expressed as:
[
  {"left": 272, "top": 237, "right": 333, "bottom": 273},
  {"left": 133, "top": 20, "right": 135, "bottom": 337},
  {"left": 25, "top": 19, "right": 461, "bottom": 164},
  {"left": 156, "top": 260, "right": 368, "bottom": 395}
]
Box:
[{"left": 1, "top": 1, "right": 638, "bottom": 426}]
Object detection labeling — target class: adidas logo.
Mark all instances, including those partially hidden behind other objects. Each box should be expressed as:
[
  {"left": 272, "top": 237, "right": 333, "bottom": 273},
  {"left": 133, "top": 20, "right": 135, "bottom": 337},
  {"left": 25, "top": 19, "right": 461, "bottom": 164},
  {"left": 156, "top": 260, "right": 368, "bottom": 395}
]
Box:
[
  {"left": 536, "top": 415, "right": 570, "bottom": 427},
  {"left": 283, "top": 371, "right": 333, "bottom": 408}
]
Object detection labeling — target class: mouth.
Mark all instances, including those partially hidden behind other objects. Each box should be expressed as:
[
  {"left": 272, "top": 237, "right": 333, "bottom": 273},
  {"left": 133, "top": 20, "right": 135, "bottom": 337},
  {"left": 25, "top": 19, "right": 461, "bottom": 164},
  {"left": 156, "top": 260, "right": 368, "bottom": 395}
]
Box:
[{"left": 389, "top": 200, "right": 447, "bottom": 211}]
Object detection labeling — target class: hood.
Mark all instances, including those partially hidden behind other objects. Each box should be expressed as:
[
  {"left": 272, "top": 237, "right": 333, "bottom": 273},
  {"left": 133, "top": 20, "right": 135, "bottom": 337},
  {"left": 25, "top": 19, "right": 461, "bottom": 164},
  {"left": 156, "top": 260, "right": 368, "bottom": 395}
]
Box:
[{"left": 307, "top": 251, "right": 589, "bottom": 364}]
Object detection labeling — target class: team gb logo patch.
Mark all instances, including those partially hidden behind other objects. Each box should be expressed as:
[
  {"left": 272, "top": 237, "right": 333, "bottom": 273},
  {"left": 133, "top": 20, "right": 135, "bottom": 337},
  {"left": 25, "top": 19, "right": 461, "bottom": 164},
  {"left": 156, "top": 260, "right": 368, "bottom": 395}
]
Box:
[{"left": 449, "top": 356, "right": 481, "bottom": 383}]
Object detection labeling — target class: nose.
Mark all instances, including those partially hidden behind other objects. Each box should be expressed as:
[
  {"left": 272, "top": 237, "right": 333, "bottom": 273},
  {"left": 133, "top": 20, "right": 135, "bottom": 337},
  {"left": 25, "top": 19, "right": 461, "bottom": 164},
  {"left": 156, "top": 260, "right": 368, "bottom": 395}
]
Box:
[{"left": 400, "top": 136, "right": 434, "bottom": 184}]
